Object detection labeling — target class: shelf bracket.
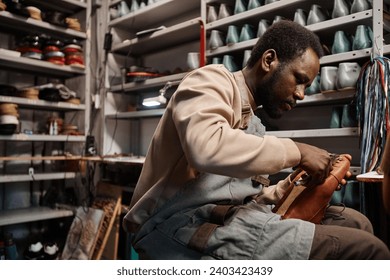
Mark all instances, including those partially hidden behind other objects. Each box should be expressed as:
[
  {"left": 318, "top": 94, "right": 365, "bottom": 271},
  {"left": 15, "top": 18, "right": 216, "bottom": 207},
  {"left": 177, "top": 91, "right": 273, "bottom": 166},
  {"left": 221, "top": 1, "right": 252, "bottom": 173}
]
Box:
[{"left": 372, "top": 0, "right": 384, "bottom": 58}]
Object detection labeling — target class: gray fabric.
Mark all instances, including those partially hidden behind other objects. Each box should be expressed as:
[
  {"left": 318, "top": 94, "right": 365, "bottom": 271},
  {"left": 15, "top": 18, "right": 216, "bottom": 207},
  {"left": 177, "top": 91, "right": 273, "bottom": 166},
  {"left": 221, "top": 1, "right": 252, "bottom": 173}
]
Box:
[
  {"left": 132, "top": 112, "right": 315, "bottom": 259},
  {"left": 310, "top": 206, "right": 390, "bottom": 259}
]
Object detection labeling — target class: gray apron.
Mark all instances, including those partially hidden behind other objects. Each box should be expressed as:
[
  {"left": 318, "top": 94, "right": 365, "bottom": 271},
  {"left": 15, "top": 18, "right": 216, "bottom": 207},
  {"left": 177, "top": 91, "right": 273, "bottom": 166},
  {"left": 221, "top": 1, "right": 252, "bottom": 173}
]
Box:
[{"left": 131, "top": 71, "right": 315, "bottom": 260}]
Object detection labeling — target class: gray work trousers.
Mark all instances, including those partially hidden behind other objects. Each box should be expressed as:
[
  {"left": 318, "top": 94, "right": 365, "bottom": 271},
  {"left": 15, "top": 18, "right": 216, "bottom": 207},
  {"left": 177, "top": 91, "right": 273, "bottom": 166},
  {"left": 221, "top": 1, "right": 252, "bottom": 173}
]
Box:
[
  {"left": 135, "top": 205, "right": 390, "bottom": 260},
  {"left": 309, "top": 206, "right": 390, "bottom": 259}
]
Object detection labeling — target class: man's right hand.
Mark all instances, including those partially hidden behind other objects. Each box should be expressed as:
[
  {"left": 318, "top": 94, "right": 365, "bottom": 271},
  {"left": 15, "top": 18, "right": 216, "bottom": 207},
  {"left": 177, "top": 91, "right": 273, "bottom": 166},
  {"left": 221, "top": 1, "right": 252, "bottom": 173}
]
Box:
[{"left": 294, "top": 141, "right": 332, "bottom": 187}]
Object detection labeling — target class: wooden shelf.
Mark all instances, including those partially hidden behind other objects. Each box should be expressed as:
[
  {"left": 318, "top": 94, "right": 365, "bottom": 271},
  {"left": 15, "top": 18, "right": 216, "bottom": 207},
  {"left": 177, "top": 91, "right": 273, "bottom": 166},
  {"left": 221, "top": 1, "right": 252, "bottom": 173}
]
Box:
[
  {"left": 109, "top": 0, "right": 200, "bottom": 31},
  {"left": 280, "top": 166, "right": 362, "bottom": 177},
  {"left": 0, "top": 134, "right": 85, "bottom": 142},
  {"left": 0, "top": 172, "right": 77, "bottom": 183},
  {"left": 111, "top": 17, "right": 203, "bottom": 56},
  {"left": 308, "top": 10, "right": 372, "bottom": 36},
  {"left": 110, "top": 72, "right": 186, "bottom": 93},
  {"left": 206, "top": 0, "right": 315, "bottom": 31},
  {"left": 0, "top": 206, "right": 74, "bottom": 226},
  {"left": 0, "top": 155, "right": 82, "bottom": 161},
  {"left": 25, "top": 0, "right": 88, "bottom": 13},
  {"left": 357, "top": 171, "right": 384, "bottom": 182},
  {"left": 0, "top": 53, "right": 85, "bottom": 78},
  {"left": 0, "top": 11, "right": 87, "bottom": 39},
  {"left": 0, "top": 95, "right": 86, "bottom": 111},
  {"left": 100, "top": 156, "right": 145, "bottom": 165},
  {"left": 106, "top": 108, "right": 165, "bottom": 119},
  {"left": 266, "top": 127, "right": 359, "bottom": 138},
  {"left": 297, "top": 88, "right": 356, "bottom": 106}
]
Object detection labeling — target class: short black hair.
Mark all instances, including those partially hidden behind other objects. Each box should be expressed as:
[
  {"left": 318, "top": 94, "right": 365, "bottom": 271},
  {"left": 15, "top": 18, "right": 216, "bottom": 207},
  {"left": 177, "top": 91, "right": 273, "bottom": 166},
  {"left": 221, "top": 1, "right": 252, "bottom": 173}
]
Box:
[{"left": 246, "top": 20, "right": 324, "bottom": 68}]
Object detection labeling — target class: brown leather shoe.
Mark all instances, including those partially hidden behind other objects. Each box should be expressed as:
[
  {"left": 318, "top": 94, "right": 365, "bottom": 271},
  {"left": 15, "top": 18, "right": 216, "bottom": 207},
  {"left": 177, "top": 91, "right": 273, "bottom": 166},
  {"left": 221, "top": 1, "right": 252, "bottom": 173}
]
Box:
[{"left": 273, "top": 154, "right": 352, "bottom": 224}]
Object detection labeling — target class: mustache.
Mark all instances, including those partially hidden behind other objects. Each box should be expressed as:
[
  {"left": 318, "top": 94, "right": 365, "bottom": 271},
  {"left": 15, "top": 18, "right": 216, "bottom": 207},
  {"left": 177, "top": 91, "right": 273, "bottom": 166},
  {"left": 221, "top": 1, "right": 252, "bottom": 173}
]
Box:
[{"left": 286, "top": 100, "right": 297, "bottom": 108}]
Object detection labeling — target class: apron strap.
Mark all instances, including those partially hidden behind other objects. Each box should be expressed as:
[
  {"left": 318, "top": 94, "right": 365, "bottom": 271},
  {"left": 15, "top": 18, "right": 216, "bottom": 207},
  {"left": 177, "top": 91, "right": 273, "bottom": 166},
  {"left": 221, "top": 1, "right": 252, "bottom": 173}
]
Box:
[
  {"left": 233, "top": 71, "right": 253, "bottom": 130},
  {"left": 251, "top": 174, "right": 270, "bottom": 187}
]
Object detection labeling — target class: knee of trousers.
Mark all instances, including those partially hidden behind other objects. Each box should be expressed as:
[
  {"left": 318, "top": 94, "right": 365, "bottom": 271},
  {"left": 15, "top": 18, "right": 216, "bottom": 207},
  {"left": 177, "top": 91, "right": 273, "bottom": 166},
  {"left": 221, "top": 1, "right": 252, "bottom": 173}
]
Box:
[
  {"left": 340, "top": 207, "right": 373, "bottom": 233},
  {"left": 324, "top": 206, "right": 373, "bottom": 234},
  {"left": 311, "top": 224, "right": 390, "bottom": 259}
]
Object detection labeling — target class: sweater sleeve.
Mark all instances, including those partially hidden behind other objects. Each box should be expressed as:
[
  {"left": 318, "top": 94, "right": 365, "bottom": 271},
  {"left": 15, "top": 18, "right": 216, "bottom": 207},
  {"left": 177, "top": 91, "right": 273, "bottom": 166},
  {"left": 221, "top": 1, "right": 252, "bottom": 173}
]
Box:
[
  {"left": 171, "top": 65, "right": 301, "bottom": 178},
  {"left": 254, "top": 175, "right": 293, "bottom": 205}
]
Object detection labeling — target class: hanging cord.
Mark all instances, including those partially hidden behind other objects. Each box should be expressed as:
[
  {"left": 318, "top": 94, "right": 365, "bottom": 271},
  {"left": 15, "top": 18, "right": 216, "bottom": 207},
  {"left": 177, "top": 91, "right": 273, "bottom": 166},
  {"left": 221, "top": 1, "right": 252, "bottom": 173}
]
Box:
[{"left": 355, "top": 57, "right": 390, "bottom": 173}]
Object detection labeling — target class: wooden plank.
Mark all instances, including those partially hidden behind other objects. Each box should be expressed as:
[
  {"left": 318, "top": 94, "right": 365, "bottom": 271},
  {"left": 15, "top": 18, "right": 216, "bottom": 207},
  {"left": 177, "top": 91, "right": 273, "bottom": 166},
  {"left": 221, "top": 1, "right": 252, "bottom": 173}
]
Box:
[
  {"left": 91, "top": 182, "right": 123, "bottom": 260},
  {"left": 101, "top": 207, "right": 121, "bottom": 260}
]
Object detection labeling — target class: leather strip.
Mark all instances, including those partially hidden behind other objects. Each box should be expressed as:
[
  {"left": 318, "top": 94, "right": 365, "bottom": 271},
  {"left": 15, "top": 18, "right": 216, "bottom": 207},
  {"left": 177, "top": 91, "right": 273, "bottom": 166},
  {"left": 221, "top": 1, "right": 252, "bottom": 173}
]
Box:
[
  {"left": 251, "top": 175, "right": 270, "bottom": 187},
  {"left": 210, "top": 205, "right": 236, "bottom": 225},
  {"left": 188, "top": 204, "right": 237, "bottom": 252},
  {"left": 187, "top": 222, "right": 218, "bottom": 252}
]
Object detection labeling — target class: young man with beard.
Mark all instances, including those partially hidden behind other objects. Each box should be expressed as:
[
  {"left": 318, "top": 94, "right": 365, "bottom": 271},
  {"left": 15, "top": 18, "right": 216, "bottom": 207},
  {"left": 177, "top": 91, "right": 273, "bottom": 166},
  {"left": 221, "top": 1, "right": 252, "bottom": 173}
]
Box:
[{"left": 123, "top": 20, "right": 390, "bottom": 259}]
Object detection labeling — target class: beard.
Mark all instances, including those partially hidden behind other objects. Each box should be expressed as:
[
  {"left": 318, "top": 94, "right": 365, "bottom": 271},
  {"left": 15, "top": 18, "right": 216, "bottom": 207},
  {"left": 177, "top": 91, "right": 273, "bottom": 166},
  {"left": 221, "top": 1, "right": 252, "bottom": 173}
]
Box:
[{"left": 255, "top": 67, "right": 284, "bottom": 119}]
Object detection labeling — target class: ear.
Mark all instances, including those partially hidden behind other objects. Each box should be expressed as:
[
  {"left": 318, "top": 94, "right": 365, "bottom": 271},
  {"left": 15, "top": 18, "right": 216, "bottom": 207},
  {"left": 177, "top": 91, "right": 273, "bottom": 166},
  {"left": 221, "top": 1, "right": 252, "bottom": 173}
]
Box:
[{"left": 261, "top": 49, "right": 277, "bottom": 73}]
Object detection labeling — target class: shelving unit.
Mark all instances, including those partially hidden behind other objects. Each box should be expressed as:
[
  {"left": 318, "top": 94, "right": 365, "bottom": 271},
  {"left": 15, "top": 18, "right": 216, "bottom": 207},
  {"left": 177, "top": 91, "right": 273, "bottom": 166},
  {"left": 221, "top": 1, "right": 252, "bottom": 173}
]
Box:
[
  {"left": 202, "top": 0, "right": 388, "bottom": 162},
  {"left": 103, "top": 0, "right": 202, "bottom": 156},
  {"left": 100, "top": 0, "right": 389, "bottom": 169},
  {"left": 0, "top": 0, "right": 92, "bottom": 241}
]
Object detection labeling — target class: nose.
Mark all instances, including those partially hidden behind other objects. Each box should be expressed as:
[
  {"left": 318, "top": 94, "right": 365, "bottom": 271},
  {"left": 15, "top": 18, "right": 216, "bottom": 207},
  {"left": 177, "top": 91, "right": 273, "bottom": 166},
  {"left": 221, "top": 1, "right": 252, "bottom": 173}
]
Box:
[{"left": 294, "top": 85, "right": 305, "bottom": 100}]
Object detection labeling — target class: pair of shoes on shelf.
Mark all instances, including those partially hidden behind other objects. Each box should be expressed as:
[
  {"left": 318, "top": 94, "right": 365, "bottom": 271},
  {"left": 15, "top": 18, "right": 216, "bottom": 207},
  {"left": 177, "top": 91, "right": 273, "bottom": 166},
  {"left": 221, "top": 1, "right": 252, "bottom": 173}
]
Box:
[
  {"left": 24, "top": 241, "right": 59, "bottom": 260},
  {"left": 330, "top": 104, "right": 358, "bottom": 129},
  {"left": 320, "top": 62, "right": 361, "bottom": 93},
  {"left": 332, "top": 25, "right": 373, "bottom": 54}
]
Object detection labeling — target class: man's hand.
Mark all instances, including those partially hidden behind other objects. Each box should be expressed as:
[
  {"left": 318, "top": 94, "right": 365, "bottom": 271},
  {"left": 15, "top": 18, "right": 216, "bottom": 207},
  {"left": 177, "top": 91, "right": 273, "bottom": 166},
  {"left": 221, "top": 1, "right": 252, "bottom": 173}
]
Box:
[{"left": 294, "top": 141, "right": 332, "bottom": 187}]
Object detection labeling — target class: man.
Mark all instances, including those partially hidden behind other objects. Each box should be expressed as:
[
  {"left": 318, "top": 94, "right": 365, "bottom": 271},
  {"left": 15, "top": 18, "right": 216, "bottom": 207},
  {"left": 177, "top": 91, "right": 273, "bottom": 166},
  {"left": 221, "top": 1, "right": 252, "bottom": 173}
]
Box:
[{"left": 123, "top": 20, "right": 390, "bottom": 259}]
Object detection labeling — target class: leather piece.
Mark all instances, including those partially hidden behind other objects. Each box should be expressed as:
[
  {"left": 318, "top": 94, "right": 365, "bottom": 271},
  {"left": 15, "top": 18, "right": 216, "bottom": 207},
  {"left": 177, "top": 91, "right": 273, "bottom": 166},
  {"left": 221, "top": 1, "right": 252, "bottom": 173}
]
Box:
[{"left": 273, "top": 154, "right": 352, "bottom": 224}]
